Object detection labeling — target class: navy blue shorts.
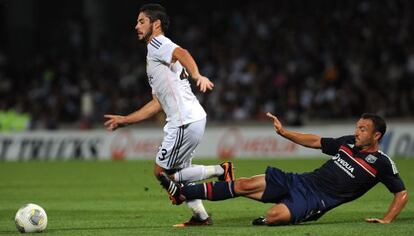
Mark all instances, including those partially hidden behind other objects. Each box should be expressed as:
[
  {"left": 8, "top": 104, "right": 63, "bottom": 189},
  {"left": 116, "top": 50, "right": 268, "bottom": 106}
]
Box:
[{"left": 261, "top": 167, "right": 341, "bottom": 224}]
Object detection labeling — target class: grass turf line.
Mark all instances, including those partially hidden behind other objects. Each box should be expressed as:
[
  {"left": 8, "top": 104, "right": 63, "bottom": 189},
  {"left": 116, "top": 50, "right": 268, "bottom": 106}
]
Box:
[{"left": 0, "top": 159, "right": 413, "bottom": 235}]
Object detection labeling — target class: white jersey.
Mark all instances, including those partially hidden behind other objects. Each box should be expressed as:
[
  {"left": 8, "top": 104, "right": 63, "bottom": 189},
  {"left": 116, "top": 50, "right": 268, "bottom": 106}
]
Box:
[{"left": 146, "top": 35, "right": 206, "bottom": 127}]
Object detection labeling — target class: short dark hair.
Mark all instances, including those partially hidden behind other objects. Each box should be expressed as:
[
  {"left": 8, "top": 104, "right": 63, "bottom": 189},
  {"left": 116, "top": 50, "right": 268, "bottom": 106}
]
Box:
[
  {"left": 139, "top": 3, "right": 169, "bottom": 33},
  {"left": 360, "top": 113, "right": 387, "bottom": 141}
]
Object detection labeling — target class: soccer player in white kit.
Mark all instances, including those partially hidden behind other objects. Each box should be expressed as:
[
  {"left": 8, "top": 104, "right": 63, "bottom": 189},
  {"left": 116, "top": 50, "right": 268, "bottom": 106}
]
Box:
[{"left": 104, "top": 4, "right": 234, "bottom": 227}]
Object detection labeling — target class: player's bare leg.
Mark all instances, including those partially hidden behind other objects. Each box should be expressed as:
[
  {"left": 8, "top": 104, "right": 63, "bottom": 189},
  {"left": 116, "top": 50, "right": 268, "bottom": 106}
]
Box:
[
  {"left": 233, "top": 175, "right": 266, "bottom": 200},
  {"left": 252, "top": 204, "right": 291, "bottom": 226},
  {"left": 266, "top": 204, "right": 291, "bottom": 225},
  {"left": 234, "top": 176, "right": 291, "bottom": 225}
]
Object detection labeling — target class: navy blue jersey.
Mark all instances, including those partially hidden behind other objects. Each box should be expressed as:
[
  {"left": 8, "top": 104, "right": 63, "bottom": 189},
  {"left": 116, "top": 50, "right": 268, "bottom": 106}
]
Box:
[{"left": 302, "top": 135, "right": 405, "bottom": 203}]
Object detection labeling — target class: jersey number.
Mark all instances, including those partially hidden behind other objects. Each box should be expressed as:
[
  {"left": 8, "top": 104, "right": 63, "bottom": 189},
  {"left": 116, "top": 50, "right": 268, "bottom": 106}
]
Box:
[{"left": 159, "top": 148, "right": 168, "bottom": 161}]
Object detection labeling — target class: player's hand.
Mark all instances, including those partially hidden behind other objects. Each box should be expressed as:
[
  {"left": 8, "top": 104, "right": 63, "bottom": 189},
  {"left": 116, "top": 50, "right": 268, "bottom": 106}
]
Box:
[
  {"left": 194, "top": 75, "right": 214, "bottom": 93},
  {"left": 104, "top": 114, "right": 127, "bottom": 131},
  {"left": 266, "top": 112, "right": 284, "bottom": 135},
  {"left": 365, "top": 218, "right": 391, "bottom": 224}
]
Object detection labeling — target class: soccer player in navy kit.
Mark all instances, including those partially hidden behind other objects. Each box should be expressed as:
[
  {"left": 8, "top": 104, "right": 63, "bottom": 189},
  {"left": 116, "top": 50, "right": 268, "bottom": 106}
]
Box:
[{"left": 160, "top": 112, "right": 408, "bottom": 225}]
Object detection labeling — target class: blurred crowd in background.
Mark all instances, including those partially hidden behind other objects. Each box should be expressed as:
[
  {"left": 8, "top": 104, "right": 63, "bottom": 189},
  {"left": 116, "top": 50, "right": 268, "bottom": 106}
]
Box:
[{"left": 1, "top": 0, "right": 414, "bottom": 130}]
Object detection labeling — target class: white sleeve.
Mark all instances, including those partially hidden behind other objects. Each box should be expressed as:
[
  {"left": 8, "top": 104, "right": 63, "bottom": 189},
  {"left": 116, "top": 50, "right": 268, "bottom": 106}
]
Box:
[{"left": 153, "top": 41, "right": 179, "bottom": 64}]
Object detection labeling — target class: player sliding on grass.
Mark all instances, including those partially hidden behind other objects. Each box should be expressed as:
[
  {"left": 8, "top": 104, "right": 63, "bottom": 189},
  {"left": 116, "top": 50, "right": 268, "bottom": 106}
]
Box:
[
  {"left": 160, "top": 113, "right": 408, "bottom": 225},
  {"left": 104, "top": 4, "right": 234, "bottom": 227}
]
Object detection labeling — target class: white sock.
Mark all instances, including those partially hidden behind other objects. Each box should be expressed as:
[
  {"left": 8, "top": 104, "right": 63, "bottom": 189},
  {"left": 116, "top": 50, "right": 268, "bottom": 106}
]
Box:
[
  {"left": 186, "top": 199, "right": 209, "bottom": 220},
  {"left": 174, "top": 165, "right": 224, "bottom": 182}
]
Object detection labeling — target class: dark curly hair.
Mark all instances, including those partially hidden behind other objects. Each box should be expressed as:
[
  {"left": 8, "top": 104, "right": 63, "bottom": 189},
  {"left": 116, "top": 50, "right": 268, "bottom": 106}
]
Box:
[{"left": 139, "top": 3, "right": 170, "bottom": 33}]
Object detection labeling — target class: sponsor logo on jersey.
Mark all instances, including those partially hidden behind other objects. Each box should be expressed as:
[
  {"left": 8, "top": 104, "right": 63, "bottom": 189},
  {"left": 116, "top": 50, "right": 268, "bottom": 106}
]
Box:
[{"left": 332, "top": 154, "right": 355, "bottom": 178}]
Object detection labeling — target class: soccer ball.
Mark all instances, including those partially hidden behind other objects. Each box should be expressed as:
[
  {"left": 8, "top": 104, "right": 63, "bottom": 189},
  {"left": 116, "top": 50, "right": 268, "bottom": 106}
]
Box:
[{"left": 15, "top": 203, "right": 48, "bottom": 233}]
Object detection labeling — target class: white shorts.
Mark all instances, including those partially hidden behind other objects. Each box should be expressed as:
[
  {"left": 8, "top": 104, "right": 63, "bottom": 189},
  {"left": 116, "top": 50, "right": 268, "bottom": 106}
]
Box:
[{"left": 156, "top": 118, "right": 206, "bottom": 170}]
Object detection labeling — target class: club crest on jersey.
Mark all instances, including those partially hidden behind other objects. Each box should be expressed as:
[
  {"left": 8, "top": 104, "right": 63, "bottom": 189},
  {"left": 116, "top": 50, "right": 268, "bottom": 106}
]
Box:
[{"left": 365, "top": 155, "right": 377, "bottom": 164}]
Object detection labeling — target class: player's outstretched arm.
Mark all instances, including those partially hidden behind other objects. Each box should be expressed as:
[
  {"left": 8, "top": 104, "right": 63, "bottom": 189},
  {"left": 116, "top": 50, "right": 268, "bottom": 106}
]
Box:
[
  {"left": 266, "top": 112, "right": 322, "bottom": 149},
  {"left": 365, "top": 190, "right": 408, "bottom": 224},
  {"left": 104, "top": 95, "right": 162, "bottom": 131},
  {"left": 172, "top": 47, "right": 214, "bottom": 93}
]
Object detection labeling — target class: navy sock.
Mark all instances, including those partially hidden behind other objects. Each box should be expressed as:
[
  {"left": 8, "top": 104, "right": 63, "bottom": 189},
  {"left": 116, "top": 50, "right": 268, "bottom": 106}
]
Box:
[
  {"left": 182, "top": 183, "right": 206, "bottom": 200},
  {"left": 182, "top": 181, "right": 236, "bottom": 201},
  {"left": 210, "top": 181, "right": 236, "bottom": 201}
]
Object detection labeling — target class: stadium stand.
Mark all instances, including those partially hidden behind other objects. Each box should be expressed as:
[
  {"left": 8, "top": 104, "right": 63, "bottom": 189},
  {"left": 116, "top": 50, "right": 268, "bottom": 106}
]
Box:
[{"left": 1, "top": 0, "right": 413, "bottom": 130}]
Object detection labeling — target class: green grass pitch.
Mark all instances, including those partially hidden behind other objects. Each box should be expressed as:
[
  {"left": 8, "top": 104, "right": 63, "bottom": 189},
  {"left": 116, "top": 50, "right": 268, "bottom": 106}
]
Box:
[{"left": 0, "top": 159, "right": 413, "bottom": 235}]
